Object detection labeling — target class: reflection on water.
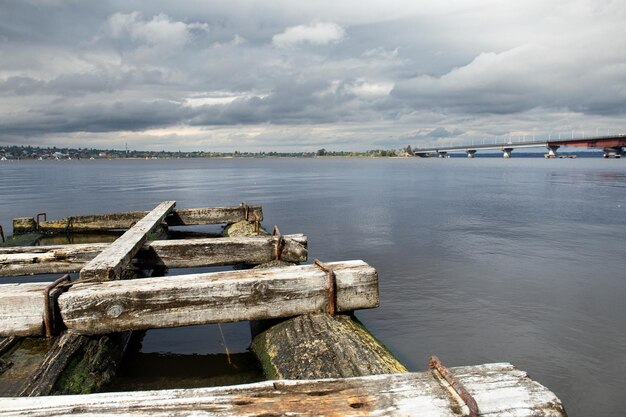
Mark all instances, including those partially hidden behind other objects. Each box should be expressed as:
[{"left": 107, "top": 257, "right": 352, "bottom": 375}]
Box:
[
  {"left": 0, "top": 158, "right": 625, "bottom": 417},
  {"left": 106, "top": 352, "right": 263, "bottom": 391},
  {"left": 37, "top": 231, "right": 122, "bottom": 245}
]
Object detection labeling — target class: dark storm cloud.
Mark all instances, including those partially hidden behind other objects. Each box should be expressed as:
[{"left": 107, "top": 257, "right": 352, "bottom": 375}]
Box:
[{"left": 1, "top": 0, "right": 625, "bottom": 150}]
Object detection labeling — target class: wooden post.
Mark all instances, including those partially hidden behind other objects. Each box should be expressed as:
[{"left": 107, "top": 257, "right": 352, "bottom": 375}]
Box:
[
  {"left": 79, "top": 201, "right": 176, "bottom": 280},
  {"left": 0, "top": 235, "right": 308, "bottom": 277},
  {"left": 251, "top": 313, "right": 407, "bottom": 380},
  {"left": 0, "top": 364, "right": 568, "bottom": 416}
]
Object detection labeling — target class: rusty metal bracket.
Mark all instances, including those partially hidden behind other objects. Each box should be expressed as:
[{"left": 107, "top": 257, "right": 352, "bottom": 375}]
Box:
[
  {"left": 43, "top": 274, "right": 72, "bottom": 338},
  {"left": 272, "top": 225, "right": 285, "bottom": 261},
  {"left": 314, "top": 259, "right": 337, "bottom": 316},
  {"left": 36, "top": 212, "right": 47, "bottom": 230},
  {"left": 254, "top": 212, "right": 260, "bottom": 235},
  {"left": 0, "top": 224, "right": 4, "bottom": 243},
  {"left": 241, "top": 201, "right": 250, "bottom": 221},
  {"left": 65, "top": 216, "right": 74, "bottom": 233},
  {"left": 429, "top": 356, "right": 479, "bottom": 417}
]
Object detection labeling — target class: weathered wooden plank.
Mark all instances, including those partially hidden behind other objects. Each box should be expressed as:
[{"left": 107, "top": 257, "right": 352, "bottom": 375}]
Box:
[
  {"left": 60, "top": 260, "right": 378, "bottom": 335},
  {"left": 0, "top": 282, "right": 48, "bottom": 336},
  {"left": 13, "top": 206, "right": 263, "bottom": 233},
  {"left": 0, "top": 364, "right": 567, "bottom": 416},
  {"left": 0, "top": 235, "right": 308, "bottom": 277},
  {"left": 79, "top": 201, "right": 176, "bottom": 280},
  {"left": 251, "top": 313, "right": 407, "bottom": 379}
]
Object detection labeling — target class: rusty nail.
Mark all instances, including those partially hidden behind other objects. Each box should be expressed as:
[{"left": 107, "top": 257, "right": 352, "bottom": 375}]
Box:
[
  {"left": 43, "top": 274, "right": 72, "bottom": 338},
  {"left": 428, "top": 356, "right": 479, "bottom": 417}
]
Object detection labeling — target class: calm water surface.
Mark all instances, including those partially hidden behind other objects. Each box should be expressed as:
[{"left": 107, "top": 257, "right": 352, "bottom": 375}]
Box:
[{"left": 1, "top": 157, "right": 625, "bottom": 417}]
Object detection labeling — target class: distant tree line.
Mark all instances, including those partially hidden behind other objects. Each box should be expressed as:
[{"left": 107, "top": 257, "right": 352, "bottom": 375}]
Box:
[{"left": 0, "top": 144, "right": 416, "bottom": 160}]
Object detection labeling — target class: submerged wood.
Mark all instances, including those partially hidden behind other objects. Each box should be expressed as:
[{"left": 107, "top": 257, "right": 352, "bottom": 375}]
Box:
[
  {"left": 0, "top": 234, "right": 308, "bottom": 277},
  {"left": 0, "top": 338, "right": 54, "bottom": 396},
  {"left": 59, "top": 260, "right": 378, "bottom": 335},
  {"left": 13, "top": 206, "right": 263, "bottom": 233},
  {"left": 79, "top": 201, "right": 176, "bottom": 280},
  {"left": 18, "top": 332, "right": 132, "bottom": 396},
  {"left": 251, "top": 313, "right": 407, "bottom": 380},
  {"left": 0, "top": 363, "right": 567, "bottom": 416}
]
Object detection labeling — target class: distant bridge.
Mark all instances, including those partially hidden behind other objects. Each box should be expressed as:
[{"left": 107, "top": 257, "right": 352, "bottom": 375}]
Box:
[{"left": 413, "top": 135, "right": 626, "bottom": 158}]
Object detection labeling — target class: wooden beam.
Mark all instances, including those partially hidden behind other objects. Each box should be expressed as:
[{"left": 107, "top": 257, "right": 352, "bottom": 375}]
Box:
[
  {"left": 0, "top": 235, "right": 308, "bottom": 277},
  {"left": 251, "top": 313, "right": 407, "bottom": 379},
  {"left": 13, "top": 206, "right": 263, "bottom": 233},
  {"left": 0, "top": 261, "right": 376, "bottom": 337},
  {"left": 79, "top": 201, "right": 176, "bottom": 281},
  {"left": 61, "top": 260, "right": 378, "bottom": 335},
  {"left": 0, "top": 364, "right": 567, "bottom": 416}
]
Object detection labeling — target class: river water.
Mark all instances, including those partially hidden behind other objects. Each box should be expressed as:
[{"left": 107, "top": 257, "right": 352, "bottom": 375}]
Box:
[{"left": 1, "top": 157, "right": 624, "bottom": 416}]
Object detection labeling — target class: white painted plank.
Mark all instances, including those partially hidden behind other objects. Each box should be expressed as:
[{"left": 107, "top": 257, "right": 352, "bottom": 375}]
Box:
[{"left": 79, "top": 201, "right": 176, "bottom": 280}]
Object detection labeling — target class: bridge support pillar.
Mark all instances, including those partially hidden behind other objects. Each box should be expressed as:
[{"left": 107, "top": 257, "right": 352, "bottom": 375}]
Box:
[
  {"left": 603, "top": 147, "right": 623, "bottom": 158},
  {"left": 502, "top": 148, "right": 513, "bottom": 158},
  {"left": 545, "top": 145, "right": 560, "bottom": 159},
  {"left": 466, "top": 150, "right": 476, "bottom": 158},
  {"left": 438, "top": 151, "right": 448, "bottom": 158}
]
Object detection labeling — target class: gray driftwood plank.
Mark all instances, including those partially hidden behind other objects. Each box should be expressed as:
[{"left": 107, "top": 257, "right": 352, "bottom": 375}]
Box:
[
  {"left": 0, "top": 234, "right": 307, "bottom": 277},
  {"left": 60, "top": 260, "right": 378, "bottom": 335},
  {"left": 0, "top": 363, "right": 567, "bottom": 416},
  {"left": 0, "top": 282, "right": 49, "bottom": 336},
  {"left": 79, "top": 201, "right": 176, "bottom": 280},
  {"left": 13, "top": 206, "right": 263, "bottom": 233}
]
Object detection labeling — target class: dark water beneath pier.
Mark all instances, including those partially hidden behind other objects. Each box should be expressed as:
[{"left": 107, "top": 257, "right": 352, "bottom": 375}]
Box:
[{"left": 1, "top": 157, "right": 625, "bottom": 417}]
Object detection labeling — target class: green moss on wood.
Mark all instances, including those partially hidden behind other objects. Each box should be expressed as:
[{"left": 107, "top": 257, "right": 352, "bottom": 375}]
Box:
[
  {"left": 53, "top": 335, "right": 123, "bottom": 394},
  {"left": 250, "top": 313, "right": 407, "bottom": 380},
  {"left": 222, "top": 221, "right": 269, "bottom": 237}
]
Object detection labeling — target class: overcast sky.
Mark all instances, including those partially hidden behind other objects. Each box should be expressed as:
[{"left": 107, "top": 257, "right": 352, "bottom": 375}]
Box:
[{"left": 1, "top": 0, "right": 625, "bottom": 151}]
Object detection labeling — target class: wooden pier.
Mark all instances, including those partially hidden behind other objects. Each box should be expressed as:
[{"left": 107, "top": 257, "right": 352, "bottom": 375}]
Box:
[{"left": 0, "top": 201, "right": 568, "bottom": 416}]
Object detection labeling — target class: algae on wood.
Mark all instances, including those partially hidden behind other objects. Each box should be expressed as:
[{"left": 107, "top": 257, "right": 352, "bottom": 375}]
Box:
[
  {"left": 223, "top": 220, "right": 269, "bottom": 237},
  {"left": 251, "top": 313, "right": 407, "bottom": 380}
]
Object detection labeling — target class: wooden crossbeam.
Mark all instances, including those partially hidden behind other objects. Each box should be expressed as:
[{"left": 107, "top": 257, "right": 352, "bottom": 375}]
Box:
[
  {"left": 79, "top": 201, "right": 176, "bottom": 281},
  {"left": 12, "top": 205, "right": 263, "bottom": 233},
  {"left": 0, "top": 261, "right": 377, "bottom": 337},
  {"left": 63, "top": 260, "right": 378, "bottom": 335},
  {"left": 0, "top": 234, "right": 308, "bottom": 277},
  {"left": 0, "top": 364, "right": 567, "bottom": 416}
]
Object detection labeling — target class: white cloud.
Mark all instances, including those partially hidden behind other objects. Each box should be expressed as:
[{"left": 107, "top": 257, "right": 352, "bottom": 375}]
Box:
[
  {"left": 272, "top": 22, "right": 345, "bottom": 48},
  {"left": 107, "top": 12, "right": 208, "bottom": 46}
]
